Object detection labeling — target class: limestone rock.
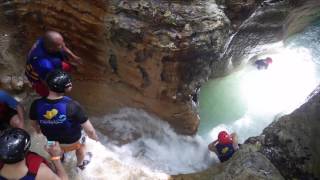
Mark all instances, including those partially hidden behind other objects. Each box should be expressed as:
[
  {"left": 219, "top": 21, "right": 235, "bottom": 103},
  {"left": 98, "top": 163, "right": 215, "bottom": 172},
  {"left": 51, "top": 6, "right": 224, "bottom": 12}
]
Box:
[
  {"left": 254, "top": 85, "right": 320, "bottom": 179},
  {"left": 171, "top": 144, "right": 284, "bottom": 180},
  {"left": 213, "top": 0, "right": 320, "bottom": 77},
  {"left": 216, "top": 0, "right": 264, "bottom": 29},
  {"left": 0, "top": 0, "right": 230, "bottom": 135}
]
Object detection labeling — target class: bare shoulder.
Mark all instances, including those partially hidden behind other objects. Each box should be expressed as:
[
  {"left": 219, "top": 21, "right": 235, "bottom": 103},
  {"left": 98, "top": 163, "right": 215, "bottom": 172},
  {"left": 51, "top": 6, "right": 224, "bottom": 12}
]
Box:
[{"left": 36, "top": 163, "right": 59, "bottom": 180}]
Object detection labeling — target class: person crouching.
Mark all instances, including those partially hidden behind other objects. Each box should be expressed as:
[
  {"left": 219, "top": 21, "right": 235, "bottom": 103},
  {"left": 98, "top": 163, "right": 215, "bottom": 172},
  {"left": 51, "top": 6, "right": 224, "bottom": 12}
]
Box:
[{"left": 208, "top": 131, "right": 239, "bottom": 162}]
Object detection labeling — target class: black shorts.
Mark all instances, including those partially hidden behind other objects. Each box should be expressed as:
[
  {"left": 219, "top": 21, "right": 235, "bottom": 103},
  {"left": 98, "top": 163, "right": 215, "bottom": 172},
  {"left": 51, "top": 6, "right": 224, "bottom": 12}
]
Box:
[{"left": 0, "top": 108, "right": 17, "bottom": 130}]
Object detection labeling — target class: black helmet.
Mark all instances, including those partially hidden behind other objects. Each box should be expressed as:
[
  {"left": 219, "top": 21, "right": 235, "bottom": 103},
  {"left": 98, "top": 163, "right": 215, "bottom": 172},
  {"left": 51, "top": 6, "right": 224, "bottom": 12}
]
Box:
[
  {"left": 0, "top": 128, "right": 31, "bottom": 164},
  {"left": 46, "top": 70, "right": 72, "bottom": 93}
]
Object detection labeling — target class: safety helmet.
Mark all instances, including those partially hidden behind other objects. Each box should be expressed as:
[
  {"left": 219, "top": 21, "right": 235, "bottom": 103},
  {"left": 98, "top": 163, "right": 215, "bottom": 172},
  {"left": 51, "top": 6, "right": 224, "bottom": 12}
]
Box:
[
  {"left": 0, "top": 128, "right": 31, "bottom": 164},
  {"left": 218, "top": 131, "right": 232, "bottom": 144},
  {"left": 46, "top": 70, "right": 72, "bottom": 93},
  {"left": 266, "top": 57, "right": 273, "bottom": 64}
]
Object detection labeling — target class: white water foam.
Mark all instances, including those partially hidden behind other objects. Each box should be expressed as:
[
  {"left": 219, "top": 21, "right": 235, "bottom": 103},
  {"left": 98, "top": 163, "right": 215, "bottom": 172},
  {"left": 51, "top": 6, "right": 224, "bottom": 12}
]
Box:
[
  {"left": 90, "top": 108, "right": 217, "bottom": 175},
  {"left": 29, "top": 108, "right": 217, "bottom": 180},
  {"left": 206, "top": 44, "right": 320, "bottom": 143}
]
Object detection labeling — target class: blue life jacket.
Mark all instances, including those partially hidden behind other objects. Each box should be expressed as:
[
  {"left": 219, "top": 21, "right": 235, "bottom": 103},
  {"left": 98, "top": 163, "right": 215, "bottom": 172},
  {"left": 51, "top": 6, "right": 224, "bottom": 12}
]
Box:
[
  {"left": 25, "top": 38, "right": 66, "bottom": 83},
  {"left": 35, "top": 96, "right": 82, "bottom": 144},
  {"left": 215, "top": 143, "right": 235, "bottom": 162}
]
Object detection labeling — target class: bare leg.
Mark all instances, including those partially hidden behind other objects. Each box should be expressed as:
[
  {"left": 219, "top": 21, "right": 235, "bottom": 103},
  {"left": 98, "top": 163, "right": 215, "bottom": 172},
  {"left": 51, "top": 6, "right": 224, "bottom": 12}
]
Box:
[
  {"left": 75, "top": 144, "right": 86, "bottom": 166},
  {"left": 231, "top": 133, "right": 239, "bottom": 150}
]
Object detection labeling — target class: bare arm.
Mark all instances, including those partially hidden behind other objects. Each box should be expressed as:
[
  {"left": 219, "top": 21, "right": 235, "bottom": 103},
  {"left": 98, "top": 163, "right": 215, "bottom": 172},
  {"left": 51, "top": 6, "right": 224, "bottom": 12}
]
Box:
[
  {"left": 37, "top": 142, "right": 68, "bottom": 180},
  {"left": 208, "top": 140, "right": 218, "bottom": 153},
  {"left": 31, "top": 120, "right": 41, "bottom": 134},
  {"left": 36, "top": 162, "right": 68, "bottom": 180},
  {"left": 81, "top": 120, "right": 98, "bottom": 141},
  {"left": 63, "top": 45, "right": 82, "bottom": 65},
  {"left": 231, "top": 133, "right": 239, "bottom": 150},
  {"left": 15, "top": 104, "right": 25, "bottom": 128}
]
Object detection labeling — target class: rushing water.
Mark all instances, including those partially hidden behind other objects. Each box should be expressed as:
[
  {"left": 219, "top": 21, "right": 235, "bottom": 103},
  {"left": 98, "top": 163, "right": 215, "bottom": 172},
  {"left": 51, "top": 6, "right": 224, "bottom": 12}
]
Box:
[
  {"left": 23, "top": 16, "right": 320, "bottom": 180},
  {"left": 28, "top": 108, "right": 217, "bottom": 180},
  {"left": 199, "top": 19, "right": 320, "bottom": 143}
]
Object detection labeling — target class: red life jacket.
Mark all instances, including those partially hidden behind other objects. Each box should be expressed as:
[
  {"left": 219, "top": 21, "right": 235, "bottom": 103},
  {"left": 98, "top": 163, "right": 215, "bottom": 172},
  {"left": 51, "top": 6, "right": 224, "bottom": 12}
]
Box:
[{"left": 0, "top": 152, "right": 49, "bottom": 180}]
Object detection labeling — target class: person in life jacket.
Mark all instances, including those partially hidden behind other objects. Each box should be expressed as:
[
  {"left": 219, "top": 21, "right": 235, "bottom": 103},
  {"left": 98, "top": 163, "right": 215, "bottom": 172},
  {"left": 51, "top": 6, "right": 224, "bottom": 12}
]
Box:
[
  {"left": 25, "top": 31, "right": 82, "bottom": 97},
  {"left": 208, "top": 131, "right": 239, "bottom": 162},
  {"left": 254, "top": 57, "right": 273, "bottom": 70},
  {"left": 0, "top": 90, "right": 24, "bottom": 131},
  {"left": 29, "top": 70, "right": 98, "bottom": 170},
  {"left": 0, "top": 128, "right": 68, "bottom": 180}
]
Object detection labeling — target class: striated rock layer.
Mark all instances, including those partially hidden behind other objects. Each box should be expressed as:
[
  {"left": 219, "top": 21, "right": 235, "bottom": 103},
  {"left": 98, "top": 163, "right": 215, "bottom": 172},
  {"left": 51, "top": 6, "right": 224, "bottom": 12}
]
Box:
[
  {"left": 1, "top": 0, "right": 320, "bottom": 136},
  {"left": 0, "top": 0, "right": 230, "bottom": 135}
]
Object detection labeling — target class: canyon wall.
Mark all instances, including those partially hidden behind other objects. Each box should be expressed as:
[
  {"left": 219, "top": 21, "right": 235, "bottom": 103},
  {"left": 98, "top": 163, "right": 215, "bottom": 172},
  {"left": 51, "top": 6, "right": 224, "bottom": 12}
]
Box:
[
  {"left": 0, "top": 0, "right": 231, "bottom": 135},
  {"left": 1, "top": 0, "right": 320, "bottom": 135}
]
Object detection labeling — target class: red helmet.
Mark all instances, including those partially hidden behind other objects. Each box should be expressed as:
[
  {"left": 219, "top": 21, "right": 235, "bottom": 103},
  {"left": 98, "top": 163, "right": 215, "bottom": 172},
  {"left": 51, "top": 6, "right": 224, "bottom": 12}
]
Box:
[
  {"left": 266, "top": 57, "right": 273, "bottom": 64},
  {"left": 218, "top": 131, "right": 232, "bottom": 144}
]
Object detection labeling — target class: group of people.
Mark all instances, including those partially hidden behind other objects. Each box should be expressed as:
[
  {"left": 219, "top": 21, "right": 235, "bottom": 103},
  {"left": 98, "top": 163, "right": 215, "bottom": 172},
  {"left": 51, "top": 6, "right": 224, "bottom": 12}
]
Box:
[
  {"left": 0, "top": 31, "right": 99, "bottom": 180},
  {"left": 0, "top": 30, "right": 242, "bottom": 180}
]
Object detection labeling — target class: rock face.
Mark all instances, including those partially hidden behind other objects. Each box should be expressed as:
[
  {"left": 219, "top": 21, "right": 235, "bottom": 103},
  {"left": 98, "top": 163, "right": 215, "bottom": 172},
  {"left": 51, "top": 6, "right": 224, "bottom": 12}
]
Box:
[
  {"left": 171, "top": 144, "right": 284, "bottom": 180},
  {"left": 171, "top": 86, "right": 320, "bottom": 179},
  {"left": 0, "top": 0, "right": 319, "bottom": 136},
  {"left": 0, "top": 0, "right": 230, "bottom": 134},
  {"left": 216, "top": 0, "right": 264, "bottom": 29},
  {"left": 247, "top": 86, "right": 320, "bottom": 179},
  {"left": 213, "top": 0, "right": 320, "bottom": 77}
]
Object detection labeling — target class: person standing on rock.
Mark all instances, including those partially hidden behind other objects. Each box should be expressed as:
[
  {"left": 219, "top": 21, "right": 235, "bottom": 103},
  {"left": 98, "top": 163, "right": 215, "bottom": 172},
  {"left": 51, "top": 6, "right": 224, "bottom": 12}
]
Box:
[
  {"left": 0, "top": 128, "right": 68, "bottom": 180},
  {"left": 0, "top": 90, "right": 24, "bottom": 130},
  {"left": 25, "top": 30, "right": 82, "bottom": 97},
  {"left": 29, "top": 70, "right": 98, "bottom": 170},
  {"left": 208, "top": 131, "right": 239, "bottom": 162}
]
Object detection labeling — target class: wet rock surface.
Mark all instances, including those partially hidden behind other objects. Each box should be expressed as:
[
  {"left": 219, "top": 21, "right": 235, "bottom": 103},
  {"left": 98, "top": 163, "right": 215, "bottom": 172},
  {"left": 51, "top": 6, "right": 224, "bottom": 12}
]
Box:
[
  {"left": 250, "top": 86, "right": 320, "bottom": 179},
  {"left": 171, "top": 144, "right": 284, "bottom": 180},
  {"left": 214, "top": 0, "right": 320, "bottom": 77},
  {"left": 0, "top": 0, "right": 319, "bottom": 179},
  {"left": 0, "top": 0, "right": 319, "bottom": 135},
  {"left": 172, "top": 86, "right": 320, "bottom": 179},
  {"left": 0, "top": 0, "right": 231, "bottom": 135}
]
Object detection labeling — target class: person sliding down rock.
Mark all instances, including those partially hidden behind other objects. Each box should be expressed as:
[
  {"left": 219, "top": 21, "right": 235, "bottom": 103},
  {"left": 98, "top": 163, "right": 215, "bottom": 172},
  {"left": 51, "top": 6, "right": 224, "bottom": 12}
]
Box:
[
  {"left": 0, "top": 128, "right": 68, "bottom": 180},
  {"left": 208, "top": 131, "right": 239, "bottom": 162},
  {"left": 29, "top": 70, "right": 98, "bottom": 170},
  {"left": 254, "top": 57, "right": 273, "bottom": 70},
  {"left": 25, "top": 31, "right": 82, "bottom": 97}
]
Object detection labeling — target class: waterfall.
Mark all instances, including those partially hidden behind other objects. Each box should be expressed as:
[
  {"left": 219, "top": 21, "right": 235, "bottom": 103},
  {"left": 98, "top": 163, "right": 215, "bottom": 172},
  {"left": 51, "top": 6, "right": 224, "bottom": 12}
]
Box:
[{"left": 29, "top": 108, "right": 217, "bottom": 180}]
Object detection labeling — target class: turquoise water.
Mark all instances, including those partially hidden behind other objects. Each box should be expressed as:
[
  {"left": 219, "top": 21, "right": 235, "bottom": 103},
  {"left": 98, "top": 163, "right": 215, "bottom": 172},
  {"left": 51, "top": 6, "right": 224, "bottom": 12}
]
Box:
[{"left": 199, "top": 19, "right": 320, "bottom": 142}]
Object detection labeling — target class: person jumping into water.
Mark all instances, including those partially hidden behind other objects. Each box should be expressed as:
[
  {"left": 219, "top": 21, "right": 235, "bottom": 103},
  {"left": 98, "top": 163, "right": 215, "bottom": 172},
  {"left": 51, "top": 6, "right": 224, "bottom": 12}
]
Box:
[
  {"left": 29, "top": 70, "right": 98, "bottom": 170},
  {"left": 254, "top": 57, "right": 273, "bottom": 70},
  {"left": 25, "top": 31, "right": 82, "bottom": 97},
  {"left": 208, "top": 131, "right": 239, "bottom": 162}
]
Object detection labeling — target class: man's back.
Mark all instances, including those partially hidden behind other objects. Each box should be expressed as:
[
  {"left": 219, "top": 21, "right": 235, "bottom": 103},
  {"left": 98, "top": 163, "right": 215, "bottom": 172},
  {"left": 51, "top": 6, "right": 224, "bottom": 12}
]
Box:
[{"left": 215, "top": 143, "right": 235, "bottom": 162}]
